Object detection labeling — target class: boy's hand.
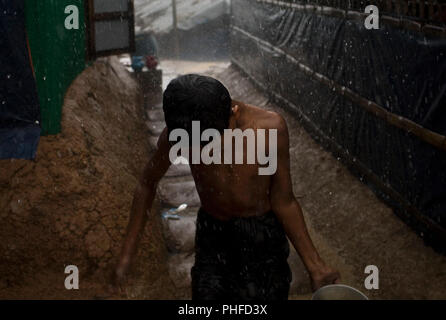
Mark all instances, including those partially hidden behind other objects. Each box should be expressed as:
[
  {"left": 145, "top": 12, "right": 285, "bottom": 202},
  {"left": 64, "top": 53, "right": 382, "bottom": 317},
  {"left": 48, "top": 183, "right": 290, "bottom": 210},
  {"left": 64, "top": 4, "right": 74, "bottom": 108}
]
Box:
[{"left": 310, "top": 265, "right": 341, "bottom": 291}]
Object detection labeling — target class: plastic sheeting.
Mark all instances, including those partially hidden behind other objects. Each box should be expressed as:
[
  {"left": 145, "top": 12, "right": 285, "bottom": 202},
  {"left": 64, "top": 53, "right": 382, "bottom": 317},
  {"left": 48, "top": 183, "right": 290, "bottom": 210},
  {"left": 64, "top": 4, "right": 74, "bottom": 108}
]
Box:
[
  {"left": 0, "top": 0, "right": 40, "bottom": 159},
  {"left": 230, "top": 0, "right": 446, "bottom": 248}
]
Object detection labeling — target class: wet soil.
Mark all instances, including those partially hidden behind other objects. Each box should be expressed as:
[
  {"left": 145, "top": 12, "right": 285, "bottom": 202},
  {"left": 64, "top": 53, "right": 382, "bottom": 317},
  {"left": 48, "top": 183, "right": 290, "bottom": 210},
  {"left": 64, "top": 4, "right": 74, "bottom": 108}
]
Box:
[{"left": 0, "top": 57, "right": 176, "bottom": 299}]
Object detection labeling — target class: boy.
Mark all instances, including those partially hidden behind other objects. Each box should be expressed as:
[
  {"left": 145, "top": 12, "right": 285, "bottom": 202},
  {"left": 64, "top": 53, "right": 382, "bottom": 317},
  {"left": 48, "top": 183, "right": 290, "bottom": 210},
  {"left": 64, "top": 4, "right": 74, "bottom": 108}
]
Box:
[{"left": 113, "top": 74, "right": 340, "bottom": 300}]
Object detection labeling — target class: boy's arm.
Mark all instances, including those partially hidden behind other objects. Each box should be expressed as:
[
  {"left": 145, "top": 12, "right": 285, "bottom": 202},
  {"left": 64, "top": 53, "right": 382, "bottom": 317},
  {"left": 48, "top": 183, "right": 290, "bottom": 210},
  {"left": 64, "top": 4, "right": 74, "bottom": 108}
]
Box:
[
  {"left": 112, "top": 128, "right": 171, "bottom": 292},
  {"left": 270, "top": 115, "right": 340, "bottom": 291}
]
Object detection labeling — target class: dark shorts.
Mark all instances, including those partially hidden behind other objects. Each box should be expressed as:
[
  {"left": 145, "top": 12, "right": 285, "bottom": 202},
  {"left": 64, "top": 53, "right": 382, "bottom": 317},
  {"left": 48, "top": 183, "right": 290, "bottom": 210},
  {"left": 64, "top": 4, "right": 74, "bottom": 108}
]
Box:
[{"left": 191, "top": 208, "right": 292, "bottom": 301}]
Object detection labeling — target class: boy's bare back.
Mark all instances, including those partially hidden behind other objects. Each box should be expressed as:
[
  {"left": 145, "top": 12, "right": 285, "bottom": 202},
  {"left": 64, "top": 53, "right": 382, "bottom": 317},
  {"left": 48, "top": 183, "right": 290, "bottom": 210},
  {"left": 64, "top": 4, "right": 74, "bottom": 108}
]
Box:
[{"left": 157, "top": 101, "right": 286, "bottom": 221}]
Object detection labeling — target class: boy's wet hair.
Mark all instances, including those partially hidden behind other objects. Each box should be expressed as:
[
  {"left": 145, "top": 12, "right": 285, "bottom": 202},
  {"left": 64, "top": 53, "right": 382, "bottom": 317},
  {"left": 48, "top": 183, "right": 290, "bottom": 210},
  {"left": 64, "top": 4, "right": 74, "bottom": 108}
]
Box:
[{"left": 163, "top": 74, "right": 232, "bottom": 137}]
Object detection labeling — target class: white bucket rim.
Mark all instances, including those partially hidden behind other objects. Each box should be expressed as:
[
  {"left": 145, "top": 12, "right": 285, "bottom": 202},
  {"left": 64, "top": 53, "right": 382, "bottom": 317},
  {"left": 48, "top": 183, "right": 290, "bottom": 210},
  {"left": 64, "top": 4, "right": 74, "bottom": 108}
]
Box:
[{"left": 311, "top": 284, "right": 369, "bottom": 300}]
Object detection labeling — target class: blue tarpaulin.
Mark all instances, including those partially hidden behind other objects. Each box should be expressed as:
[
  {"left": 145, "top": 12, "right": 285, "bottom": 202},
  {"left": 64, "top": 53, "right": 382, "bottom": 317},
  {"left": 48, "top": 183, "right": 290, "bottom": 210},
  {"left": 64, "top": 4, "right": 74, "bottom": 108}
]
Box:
[{"left": 0, "top": 0, "right": 40, "bottom": 159}]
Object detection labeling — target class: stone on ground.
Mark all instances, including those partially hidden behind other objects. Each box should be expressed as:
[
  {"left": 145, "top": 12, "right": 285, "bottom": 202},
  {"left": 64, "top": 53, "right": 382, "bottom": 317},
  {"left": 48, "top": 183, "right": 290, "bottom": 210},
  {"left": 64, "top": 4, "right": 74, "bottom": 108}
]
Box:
[
  {"left": 166, "top": 163, "right": 191, "bottom": 177},
  {"left": 167, "top": 253, "right": 195, "bottom": 298},
  {"left": 161, "top": 214, "right": 196, "bottom": 253},
  {"left": 146, "top": 121, "right": 165, "bottom": 137},
  {"left": 158, "top": 180, "right": 201, "bottom": 207},
  {"left": 149, "top": 136, "right": 158, "bottom": 149},
  {"left": 147, "top": 109, "right": 165, "bottom": 122}
]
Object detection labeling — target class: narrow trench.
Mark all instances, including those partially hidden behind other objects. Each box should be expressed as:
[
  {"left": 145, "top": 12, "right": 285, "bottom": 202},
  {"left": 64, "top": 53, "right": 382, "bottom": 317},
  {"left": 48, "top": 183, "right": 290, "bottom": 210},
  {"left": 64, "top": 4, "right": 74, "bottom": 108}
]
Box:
[
  {"left": 133, "top": 59, "right": 446, "bottom": 300},
  {"left": 136, "top": 59, "right": 314, "bottom": 300}
]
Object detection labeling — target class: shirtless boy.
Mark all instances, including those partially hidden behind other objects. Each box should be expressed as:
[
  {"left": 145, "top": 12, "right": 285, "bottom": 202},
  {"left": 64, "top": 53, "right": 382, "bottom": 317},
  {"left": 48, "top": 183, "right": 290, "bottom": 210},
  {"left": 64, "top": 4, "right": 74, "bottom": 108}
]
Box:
[{"left": 113, "top": 74, "right": 340, "bottom": 300}]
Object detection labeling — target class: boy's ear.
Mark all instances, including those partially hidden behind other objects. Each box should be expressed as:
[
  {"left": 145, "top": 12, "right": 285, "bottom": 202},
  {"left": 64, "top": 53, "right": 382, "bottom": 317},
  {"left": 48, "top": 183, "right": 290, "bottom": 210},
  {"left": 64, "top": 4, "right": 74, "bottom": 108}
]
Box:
[{"left": 232, "top": 104, "right": 240, "bottom": 115}]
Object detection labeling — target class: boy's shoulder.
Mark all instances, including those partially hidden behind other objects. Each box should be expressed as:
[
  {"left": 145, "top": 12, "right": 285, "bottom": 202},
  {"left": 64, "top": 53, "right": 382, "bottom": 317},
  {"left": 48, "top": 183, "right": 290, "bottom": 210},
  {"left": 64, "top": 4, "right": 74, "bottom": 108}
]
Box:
[{"left": 247, "top": 104, "right": 287, "bottom": 132}]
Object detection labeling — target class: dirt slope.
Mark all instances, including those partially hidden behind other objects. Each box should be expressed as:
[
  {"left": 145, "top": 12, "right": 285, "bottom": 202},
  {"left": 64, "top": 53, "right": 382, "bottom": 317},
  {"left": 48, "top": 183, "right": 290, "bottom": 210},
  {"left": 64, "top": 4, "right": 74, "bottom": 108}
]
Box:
[{"left": 0, "top": 57, "right": 175, "bottom": 299}]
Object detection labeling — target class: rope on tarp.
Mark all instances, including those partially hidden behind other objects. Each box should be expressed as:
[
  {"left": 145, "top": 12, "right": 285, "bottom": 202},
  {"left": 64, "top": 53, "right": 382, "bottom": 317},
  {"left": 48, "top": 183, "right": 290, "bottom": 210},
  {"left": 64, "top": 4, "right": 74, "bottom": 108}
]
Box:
[
  {"left": 256, "top": 0, "right": 446, "bottom": 38},
  {"left": 231, "top": 25, "right": 446, "bottom": 152}
]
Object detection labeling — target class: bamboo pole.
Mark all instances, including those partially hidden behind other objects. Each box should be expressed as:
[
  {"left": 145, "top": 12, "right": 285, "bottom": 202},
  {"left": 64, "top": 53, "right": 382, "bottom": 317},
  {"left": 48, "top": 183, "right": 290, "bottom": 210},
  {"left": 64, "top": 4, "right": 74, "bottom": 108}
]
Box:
[
  {"left": 411, "top": 1, "right": 418, "bottom": 17},
  {"left": 395, "top": 0, "right": 402, "bottom": 15},
  {"left": 387, "top": 0, "right": 392, "bottom": 12},
  {"left": 420, "top": 0, "right": 425, "bottom": 19},
  {"left": 402, "top": 0, "right": 408, "bottom": 16},
  {"left": 428, "top": 0, "right": 434, "bottom": 20}
]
